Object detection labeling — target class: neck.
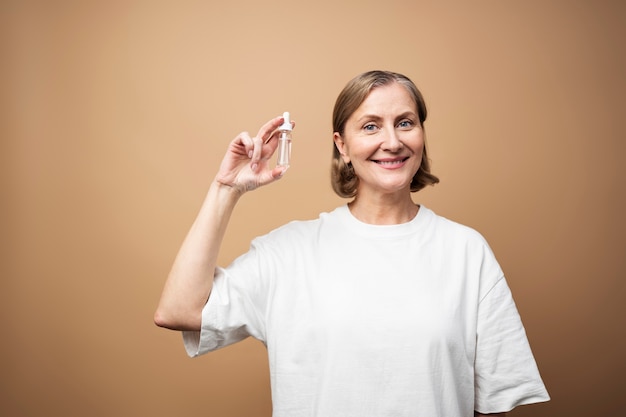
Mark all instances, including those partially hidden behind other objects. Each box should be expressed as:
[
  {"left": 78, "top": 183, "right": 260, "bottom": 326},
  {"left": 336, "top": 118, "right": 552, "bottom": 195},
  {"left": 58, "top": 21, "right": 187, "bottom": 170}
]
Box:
[{"left": 348, "top": 193, "right": 419, "bottom": 225}]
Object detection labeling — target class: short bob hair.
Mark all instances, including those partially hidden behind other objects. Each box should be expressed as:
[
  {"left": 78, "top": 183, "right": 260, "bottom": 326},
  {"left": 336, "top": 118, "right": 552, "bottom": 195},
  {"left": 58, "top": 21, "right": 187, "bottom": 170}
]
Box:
[{"left": 331, "top": 70, "right": 439, "bottom": 198}]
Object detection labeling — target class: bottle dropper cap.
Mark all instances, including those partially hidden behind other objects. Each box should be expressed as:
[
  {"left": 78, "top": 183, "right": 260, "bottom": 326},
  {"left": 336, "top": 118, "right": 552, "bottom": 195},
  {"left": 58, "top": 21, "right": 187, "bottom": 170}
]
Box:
[{"left": 279, "top": 112, "right": 292, "bottom": 131}]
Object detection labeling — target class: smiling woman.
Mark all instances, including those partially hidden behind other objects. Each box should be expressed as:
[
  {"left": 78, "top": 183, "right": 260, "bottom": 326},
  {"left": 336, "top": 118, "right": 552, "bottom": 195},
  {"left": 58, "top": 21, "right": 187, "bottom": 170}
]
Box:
[
  {"left": 334, "top": 84, "right": 424, "bottom": 223},
  {"left": 334, "top": 83, "right": 425, "bottom": 223},
  {"left": 155, "top": 70, "right": 550, "bottom": 416},
  {"left": 331, "top": 71, "right": 439, "bottom": 201}
]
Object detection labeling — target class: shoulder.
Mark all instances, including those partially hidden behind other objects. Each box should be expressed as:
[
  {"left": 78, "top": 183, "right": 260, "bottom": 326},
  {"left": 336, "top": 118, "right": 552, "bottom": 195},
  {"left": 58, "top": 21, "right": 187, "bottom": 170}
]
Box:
[
  {"left": 422, "top": 208, "right": 501, "bottom": 277},
  {"left": 424, "top": 208, "right": 505, "bottom": 294},
  {"left": 253, "top": 207, "right": 341, "bottom": 247},
  {"left": 423, "top": 207, "right": 489, "bottom": 246},
  {"left": 265, "top": 218, "right": 321, "bottom": 241}
]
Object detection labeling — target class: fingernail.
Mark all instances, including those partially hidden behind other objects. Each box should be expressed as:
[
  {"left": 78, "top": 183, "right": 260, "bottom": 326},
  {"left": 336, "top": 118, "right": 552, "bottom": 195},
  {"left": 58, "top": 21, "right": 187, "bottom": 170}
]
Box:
[
  {"left": 248, "top": 150, "right": 253, "bottom": 158},
  {"left": 251, "top": 163, "right": 258, "bottom": 171}
]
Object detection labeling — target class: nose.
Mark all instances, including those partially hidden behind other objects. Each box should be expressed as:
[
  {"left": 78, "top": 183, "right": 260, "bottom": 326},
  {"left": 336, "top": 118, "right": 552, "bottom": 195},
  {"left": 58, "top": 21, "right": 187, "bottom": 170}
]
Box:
[{"left": 381, "top": 127, "right": 403, "bottom": 152}]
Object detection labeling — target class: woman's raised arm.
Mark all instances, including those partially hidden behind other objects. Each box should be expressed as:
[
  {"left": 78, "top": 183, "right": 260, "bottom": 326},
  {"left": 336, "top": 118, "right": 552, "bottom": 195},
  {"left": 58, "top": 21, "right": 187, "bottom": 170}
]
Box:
[{"left": 154, "top": 115, "right": 291, "bottom": 331}]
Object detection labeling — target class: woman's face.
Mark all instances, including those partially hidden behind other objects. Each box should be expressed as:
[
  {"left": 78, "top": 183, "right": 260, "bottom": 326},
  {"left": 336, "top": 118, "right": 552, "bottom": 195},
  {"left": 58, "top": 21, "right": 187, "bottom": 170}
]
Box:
[{"left": 333, "top": 82, "right": 424, "bottom": 198}]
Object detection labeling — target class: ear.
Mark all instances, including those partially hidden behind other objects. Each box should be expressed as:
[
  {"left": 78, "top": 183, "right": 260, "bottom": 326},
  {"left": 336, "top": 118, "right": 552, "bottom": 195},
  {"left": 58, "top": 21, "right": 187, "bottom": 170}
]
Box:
[{"left": 333, "top": 132, "right": 350, "bottom": 164}]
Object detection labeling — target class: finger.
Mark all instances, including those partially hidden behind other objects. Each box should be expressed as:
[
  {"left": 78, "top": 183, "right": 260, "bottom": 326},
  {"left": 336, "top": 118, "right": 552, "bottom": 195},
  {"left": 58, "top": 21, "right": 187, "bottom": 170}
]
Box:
[
  {"left": 257, "top": 115, "right": 286, "bottom": 144},
  {"left": 249, "top": 135, "right": 263, "bottom": 170},
  {"left": 235, "top": 131, "right": 254, "bottom": 158},
  {"left": 264, "top": 119, "right": 296, "bottom": 145},
  {"left": 257, "top": 165, "right": 288, "bottom": 187}
]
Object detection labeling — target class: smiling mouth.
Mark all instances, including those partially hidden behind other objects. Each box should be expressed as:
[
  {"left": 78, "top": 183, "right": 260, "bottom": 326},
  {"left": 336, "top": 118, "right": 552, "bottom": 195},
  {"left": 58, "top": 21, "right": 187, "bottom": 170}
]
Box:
[{"left": 372, "top": 157, "right": 409, "bottom": 166}]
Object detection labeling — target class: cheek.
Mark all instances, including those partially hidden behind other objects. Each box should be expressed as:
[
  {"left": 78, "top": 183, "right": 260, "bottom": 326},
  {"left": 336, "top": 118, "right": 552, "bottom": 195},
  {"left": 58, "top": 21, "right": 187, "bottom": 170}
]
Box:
[
  {"left": 403, "top": 133, "right": 424, "bottom": 155},
  {"left": 411, "top": 137, "right": 425, "bottom": 167},
  {"left": 414, "top": 132, "right": 426, "bottom": 153},
  {"left": 416, "top": 146, "right": 425, "bottom": 166}
]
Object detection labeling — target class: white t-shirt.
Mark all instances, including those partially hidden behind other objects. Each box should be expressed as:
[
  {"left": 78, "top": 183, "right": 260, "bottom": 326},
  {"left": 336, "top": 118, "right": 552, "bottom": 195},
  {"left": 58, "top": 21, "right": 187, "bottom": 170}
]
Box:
[{"left": 183, "top": 205, "right": 549, "bottom": 416}]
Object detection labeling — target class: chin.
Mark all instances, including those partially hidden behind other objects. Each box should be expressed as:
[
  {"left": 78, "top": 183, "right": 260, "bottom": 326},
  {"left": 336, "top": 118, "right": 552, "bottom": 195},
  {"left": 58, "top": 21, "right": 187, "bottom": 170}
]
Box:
[{"left": 376, "top": 182, "right": 413, "bottom": 194}]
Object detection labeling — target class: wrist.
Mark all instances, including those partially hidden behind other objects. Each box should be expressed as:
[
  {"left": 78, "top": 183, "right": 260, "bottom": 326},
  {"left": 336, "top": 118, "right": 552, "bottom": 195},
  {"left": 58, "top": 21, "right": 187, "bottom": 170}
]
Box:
[{"left": 211, "top": 178, "right": 246, "bottom": 200}]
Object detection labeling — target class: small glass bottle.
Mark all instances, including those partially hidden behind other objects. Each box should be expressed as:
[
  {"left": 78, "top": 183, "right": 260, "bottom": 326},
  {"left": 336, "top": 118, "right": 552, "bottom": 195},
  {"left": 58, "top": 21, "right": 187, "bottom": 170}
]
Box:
[{"left": 276, "top": 111, "right": 292, "bottom": 167}]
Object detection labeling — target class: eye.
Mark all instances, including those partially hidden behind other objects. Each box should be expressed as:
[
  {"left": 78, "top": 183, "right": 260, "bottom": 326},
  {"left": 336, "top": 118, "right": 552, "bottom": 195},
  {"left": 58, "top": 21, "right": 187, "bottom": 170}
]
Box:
[
  {"left": 363, "top": 123, "right": 378, "bottom": 132},
  {"left": 397, "top": 119, "right": 414, "bottom": 129}
]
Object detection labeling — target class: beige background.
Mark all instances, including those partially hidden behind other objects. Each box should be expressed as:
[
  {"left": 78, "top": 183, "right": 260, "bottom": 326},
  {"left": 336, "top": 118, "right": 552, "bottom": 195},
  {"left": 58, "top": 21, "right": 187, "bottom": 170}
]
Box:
[{"left": 2, "top": 1, "right": 624, "bottom": 416}]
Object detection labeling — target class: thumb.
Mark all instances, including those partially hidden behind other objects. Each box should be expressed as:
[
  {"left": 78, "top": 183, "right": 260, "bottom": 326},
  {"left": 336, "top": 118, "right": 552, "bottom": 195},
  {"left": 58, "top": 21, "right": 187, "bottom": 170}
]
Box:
[{"left": 272, "top": 165, "right": 289, "bottom": 180}]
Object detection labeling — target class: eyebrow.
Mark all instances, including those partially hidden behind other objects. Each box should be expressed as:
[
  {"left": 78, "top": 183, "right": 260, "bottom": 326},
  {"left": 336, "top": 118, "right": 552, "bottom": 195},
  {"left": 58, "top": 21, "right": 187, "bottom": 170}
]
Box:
[
  {"left": 355, "top": 114, "right": 383, "bottom": 124},
  {"left": 355, "top": 111, "right": 418, "bottom": 124}
]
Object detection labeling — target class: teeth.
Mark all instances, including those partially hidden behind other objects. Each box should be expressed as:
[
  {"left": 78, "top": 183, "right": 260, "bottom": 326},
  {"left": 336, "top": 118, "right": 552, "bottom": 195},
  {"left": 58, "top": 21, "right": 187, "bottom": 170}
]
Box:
[{"left": 376, "top": 160, "right": 402, "bottom": 165}]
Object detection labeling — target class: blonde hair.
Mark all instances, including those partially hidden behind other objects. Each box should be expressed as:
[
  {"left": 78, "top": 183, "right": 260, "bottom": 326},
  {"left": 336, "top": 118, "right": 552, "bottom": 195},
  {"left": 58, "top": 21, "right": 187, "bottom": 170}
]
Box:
[{"left": 331, "top": 70, "right": 439, "bottom": 198}]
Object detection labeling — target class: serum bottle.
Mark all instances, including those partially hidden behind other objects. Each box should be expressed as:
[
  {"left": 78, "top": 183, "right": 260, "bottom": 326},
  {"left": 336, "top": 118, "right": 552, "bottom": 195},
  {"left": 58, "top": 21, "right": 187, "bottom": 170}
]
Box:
[{"left": 276, "top": 111, "right": 292, "bottom": 167}]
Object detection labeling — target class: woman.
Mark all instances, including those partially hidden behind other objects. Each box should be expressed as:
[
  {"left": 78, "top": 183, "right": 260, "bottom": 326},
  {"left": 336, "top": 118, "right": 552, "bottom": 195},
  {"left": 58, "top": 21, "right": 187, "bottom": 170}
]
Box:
[{"left": 155, "top": 70, "right": 549, "bottom": 416}]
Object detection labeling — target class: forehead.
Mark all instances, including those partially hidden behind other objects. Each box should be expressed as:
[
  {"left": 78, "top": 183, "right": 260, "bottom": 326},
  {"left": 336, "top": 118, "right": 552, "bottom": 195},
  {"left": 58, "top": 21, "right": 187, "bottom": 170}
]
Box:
[{"left": 353, "top": 82, "right": 417, "bottom": 118}]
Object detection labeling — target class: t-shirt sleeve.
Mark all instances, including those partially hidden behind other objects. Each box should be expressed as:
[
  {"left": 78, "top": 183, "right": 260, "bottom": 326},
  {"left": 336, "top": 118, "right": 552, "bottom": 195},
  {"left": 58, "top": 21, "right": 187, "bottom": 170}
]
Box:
[
  {"left": 474, "top": 277, "right": 550, "bottom": 413},
  {"left": 182, "top": 241, "right": 269, "bottom": 358}
]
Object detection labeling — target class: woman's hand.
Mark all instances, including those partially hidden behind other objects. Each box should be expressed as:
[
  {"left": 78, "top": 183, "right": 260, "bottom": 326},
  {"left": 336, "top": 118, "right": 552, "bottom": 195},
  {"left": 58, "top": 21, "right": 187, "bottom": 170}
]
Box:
[{"left": 216, "top": 115, "right": 293, "bottom": 194}]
